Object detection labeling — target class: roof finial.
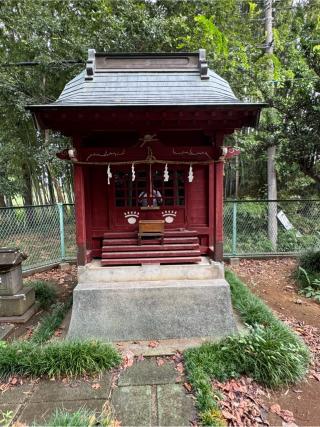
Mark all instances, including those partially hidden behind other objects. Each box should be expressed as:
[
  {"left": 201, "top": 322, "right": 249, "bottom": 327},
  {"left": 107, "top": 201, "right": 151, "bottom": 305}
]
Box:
[
  {"left": 199, "top": 49, "right": 209, "bottom": 80},
  {"left": 85, "top": 49, "right": 96, "bottom": 80}
]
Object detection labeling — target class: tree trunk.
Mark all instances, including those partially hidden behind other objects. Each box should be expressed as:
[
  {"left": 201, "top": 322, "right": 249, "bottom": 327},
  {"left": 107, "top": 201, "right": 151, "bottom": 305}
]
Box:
[
  {"left": 22, "top": 164, "right": 33, "bottom": 206},
  {"left": 267, "top": 145, "right": 278, "bottom": 249},
  {"left": 46, "top": 166, "right": 56, "bottom": 204},
  {"left": 0, "top": 194, "right": 6, "bottom": 207},
  {"left": 265, "top": 0, "right": 278, "bottom": 250}
]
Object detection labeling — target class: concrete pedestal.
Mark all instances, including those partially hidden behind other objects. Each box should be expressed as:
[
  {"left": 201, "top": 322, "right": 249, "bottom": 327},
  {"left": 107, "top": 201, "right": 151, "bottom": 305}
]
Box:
[
  {"left": 0, "top": 285, "right": 35, "bottom": 317},
  {"left": 68, "top": 258, "right": 237, "bottom": 341}
]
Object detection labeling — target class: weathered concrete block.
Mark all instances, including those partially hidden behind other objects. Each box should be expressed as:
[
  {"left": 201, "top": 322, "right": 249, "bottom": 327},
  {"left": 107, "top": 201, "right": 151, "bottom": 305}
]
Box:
[
  {"left": 78, "top": 258, "right": 224, "bottom": 283},
  {"left": 0, "top": 285, "right": 35, "bottom": 317},
  {"left": 67, "top": 279, "right": 237, "bottom": 341},
  {"left": 0, "top": 264, "right": 23, "bottom": 296}
]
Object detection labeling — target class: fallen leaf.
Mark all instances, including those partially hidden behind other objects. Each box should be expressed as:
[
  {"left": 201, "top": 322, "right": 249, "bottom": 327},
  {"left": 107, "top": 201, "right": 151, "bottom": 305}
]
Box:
[
  {"left": 312, "top": 372, "right": 320, "bottom": 381},
  {"left": 91, "top": 383, "right": 101, "bottom": 389},
  {"left": 137, "top": 354, "right": 144, "bottom": 362},
  {"left": 183, "top": 382, "right": 192, "bottom": 392},
  {"left": 148, "top": 341, "right": 159, "bottom": 348},
  {"left": 280, "top": 410, "right": 295, "bottom": 423},
  {"left": 111, "top": 420, "right": 122, "bottom": 427},
  {"left": 270, "top": 403, "right": 281, "bottom": 415},
  {"left": 175, "top": 362, "right": 184, "bottom": 374},
  {"left": 156, "top": 358, "right": 165, "bottom": 366},
  {"left": 10, "top": 377, "right": 18, "bottom": 385},
  {"left": 123, "top": 350, "right": 135, "bottom": 368},
  {"left": 222, "top": 410, "right": 236, "bottom": 421}
]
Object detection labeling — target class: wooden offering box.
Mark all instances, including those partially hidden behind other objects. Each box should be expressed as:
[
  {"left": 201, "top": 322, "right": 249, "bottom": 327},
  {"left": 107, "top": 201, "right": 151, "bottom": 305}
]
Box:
[
  {"left": 139, "top": 220, "right": 164, "bottom": 234},
  {"left": 138, "top": 220, "right": 165, "bottom": 245}
]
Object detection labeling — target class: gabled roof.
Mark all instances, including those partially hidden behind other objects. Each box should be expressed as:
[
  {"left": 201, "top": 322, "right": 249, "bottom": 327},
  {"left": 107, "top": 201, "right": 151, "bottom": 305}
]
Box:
[{"left": 28, "top": 50, "right": 264, "bottom": 108}]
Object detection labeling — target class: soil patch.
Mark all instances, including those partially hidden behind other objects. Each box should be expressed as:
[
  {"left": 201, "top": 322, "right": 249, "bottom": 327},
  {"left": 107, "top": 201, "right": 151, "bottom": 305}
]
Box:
[
  {"left": 230, "top": 258, "right": 319, "bottom": 328},
  {"left": 229, "top": 258, "right": 320, "bottom": 427}
]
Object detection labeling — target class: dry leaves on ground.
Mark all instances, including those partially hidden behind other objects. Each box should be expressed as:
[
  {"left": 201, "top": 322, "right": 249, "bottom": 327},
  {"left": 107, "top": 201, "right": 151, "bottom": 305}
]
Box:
[
  {"left": 213, "top": 377, "right": 269, "bottom": 427},
  {"left": 156, "top": 357, "right": 165, "bottom": 366},
  {"left": 91, "top": 383, "right": 101, "bottom": 389},
  {"left": 122, "top": 350, "right": 135, "bottom": 369},
  {"left": 279, "top": 314, "right": 320, "bottom": 379},
  {"left": 24, "top": 266, "right": 77, "bottom": 285},
  {"left": 148, "top": 340, "right": 159, "bottom": 348}
]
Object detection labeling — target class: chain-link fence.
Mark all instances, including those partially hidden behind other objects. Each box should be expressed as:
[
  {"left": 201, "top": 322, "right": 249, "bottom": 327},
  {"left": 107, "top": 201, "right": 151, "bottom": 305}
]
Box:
[
  {"left": 0, "top": 201, "right": 319, "bottom": 270},
  {"left": 224, "top": 200, "right": 320, "bottom": 256},
  {"left": 0, "top": 204, "right": 76, "bottom": 271}
]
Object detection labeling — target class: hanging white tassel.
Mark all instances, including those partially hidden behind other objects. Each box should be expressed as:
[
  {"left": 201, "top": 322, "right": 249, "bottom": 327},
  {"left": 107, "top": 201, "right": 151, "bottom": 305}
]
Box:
[
  {"left": 188, "top": 164, "right": 194, "bottom": 183},
  {"left": 164, "top": 163, "right": 169, "bottom": 182},
  {"left": 107, "top": 163, "right": 112, "bottom": 185},
  {"left": 131, "top": 163, "right": 135, "bottom": 181}
]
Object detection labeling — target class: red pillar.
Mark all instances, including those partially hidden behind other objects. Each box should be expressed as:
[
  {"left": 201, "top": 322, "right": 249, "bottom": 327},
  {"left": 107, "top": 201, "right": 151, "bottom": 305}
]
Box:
[
  {"left": 214, "top": 160, "right": 224, "bottom": 262},
  {"left": 208, "top": 163, "right": 215, "bottom": 257},
  {"left": 74, "top": 164, "right": 87, "bottom": 265}
]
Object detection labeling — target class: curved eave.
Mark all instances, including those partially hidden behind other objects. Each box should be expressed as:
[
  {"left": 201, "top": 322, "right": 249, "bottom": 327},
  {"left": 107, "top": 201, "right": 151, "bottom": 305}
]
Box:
[{"left": 27, "top": 103, "right": 266, "bottom": 136}]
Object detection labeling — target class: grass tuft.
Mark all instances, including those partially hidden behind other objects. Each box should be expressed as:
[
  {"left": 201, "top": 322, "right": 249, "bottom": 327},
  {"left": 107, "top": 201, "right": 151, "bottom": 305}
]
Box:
[
  {"left": 31, "top": 300, "right": 72, "bottom": 344},
  {"left": 0, "top": 340, "right": 121, "bottom": 379},
  {"left": 30, "top": 280, "right": 58, "bottom": 309},
  {"left": 39, "top": 406, "right": 117, "bottom": 426},
  {"left": 184, "top": 269, "right": 310, "bottom": 425}
]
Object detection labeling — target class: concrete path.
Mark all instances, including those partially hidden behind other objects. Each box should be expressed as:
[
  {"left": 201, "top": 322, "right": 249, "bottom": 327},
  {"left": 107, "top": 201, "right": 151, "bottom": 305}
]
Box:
[{"left": 2, "top": 357, "right": 195, "bottom": 426}]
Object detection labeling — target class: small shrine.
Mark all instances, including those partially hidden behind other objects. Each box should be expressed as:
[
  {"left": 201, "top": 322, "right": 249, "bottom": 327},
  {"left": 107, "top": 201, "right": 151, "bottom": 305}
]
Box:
[{"left": 28, "top": 50, "right": 264, "bottom": 341}]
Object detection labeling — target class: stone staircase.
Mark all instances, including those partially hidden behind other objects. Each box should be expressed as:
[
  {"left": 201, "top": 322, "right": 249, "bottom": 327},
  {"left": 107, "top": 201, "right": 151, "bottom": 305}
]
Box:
[{"left": 101, "top": 230, "right": 201, "bottom": 266}]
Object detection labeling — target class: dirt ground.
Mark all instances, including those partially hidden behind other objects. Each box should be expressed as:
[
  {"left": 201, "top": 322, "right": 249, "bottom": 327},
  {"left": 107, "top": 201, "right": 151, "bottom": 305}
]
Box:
[{"left": 230, "top": 258, "right": 320, "bottom": 427}]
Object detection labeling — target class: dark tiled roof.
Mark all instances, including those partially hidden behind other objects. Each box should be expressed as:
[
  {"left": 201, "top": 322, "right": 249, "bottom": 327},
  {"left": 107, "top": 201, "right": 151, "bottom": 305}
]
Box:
[
  {"left": 28, "top": 50, "right": 265, "bottom": 109},
  {"left": 55, "top": 69, "right": 243, "bottom": 106}
]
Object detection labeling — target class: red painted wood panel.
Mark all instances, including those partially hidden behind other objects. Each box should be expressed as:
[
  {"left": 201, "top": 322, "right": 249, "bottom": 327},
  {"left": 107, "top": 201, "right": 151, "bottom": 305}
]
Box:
[{"left": 187, "top": 166, "right": 209, "bottom": 226}]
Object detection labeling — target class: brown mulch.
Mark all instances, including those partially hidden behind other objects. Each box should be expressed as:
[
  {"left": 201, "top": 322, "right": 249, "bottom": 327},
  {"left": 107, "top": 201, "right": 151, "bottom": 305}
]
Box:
[{"left": 215, "top": 258, "right": 320, "bottom": 427}]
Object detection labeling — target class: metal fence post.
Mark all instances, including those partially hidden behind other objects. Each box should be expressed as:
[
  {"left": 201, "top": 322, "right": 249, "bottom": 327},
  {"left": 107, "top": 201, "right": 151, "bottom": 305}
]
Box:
[
  {"left": 58, "top": 203, "right": 65, "bottom": 261},
  {"left": 232, "top": 201, "right": 237, "bottom": 256}
]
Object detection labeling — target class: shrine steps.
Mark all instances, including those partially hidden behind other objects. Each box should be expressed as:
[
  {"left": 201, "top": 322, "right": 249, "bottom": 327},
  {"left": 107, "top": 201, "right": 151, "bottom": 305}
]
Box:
[{"left": 101, "top": 230, "right": 201, "bottom": 266}]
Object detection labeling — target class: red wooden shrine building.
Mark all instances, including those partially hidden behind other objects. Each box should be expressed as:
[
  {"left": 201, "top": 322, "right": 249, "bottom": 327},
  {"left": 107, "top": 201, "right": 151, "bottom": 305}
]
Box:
[{"left": 29, "top": 50, "right": 263, "bottom": 266}]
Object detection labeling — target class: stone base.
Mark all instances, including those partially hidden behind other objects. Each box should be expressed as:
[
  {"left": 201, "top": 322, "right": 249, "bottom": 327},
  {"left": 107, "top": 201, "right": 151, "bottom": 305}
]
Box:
[
  {"left": 67, "top": 277, "right": 237, "bottom": 341},
  {"left": 0, "top": 302, "right": 39, "bottom": 324},
  {"left": 0, "top": 285, "right": 35, "bottom": 317}
]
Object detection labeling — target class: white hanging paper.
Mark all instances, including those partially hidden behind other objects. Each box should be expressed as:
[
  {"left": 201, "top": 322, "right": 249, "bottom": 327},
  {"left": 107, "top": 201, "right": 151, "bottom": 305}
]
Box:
[
  {"left": 107, "top": 163, "right": 112, "bottom": 185},
  {"left": 164, "top": 163, "right": 169, "bottom": 182},
  {"left": 188, "top": 164, "right": 194, "bottom": 183},
  {"left": 131, "top": 163, "right": 135, "bottom": 181}
]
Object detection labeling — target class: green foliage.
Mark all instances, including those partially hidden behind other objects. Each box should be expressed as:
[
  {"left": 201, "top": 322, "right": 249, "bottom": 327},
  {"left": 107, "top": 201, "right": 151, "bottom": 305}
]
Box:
[
  {"left": 30, "top": 280, "right": 58, "bottom": 310},
  {"left": 0, "top": 340, "right": 121, "bottom": 379},
  {"left": 184, "top": 269, "right": 310, "bottom": 425},
  {"left": 31, "top": 301, "right": 71, "bottom": 344},
  {"left": 300, "top": 250, "right": 320, "bottom": 273},
  {"left": 0, "top": 410, "right": 14, "bottom": 427},
  {"left": 296, "top": 250, "right": 320, "bottom": 296},
  {"left": 299, "top": 285, "right": 320, "bottom": 302}
]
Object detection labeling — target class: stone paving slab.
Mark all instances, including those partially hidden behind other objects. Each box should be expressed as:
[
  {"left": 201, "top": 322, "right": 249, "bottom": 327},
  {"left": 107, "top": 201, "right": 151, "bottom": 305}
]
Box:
[
  {"left": 18, "top": 399, "right": 106, "bottom": 425},
  {"left": 118, "top": 359, "right": 178, "bottom": 386},
  {"left": 157, "top": 384, "right": 195, "bottom": 426},
  {"left": 0, "top": 323, "right": 14, "bottom": 339},
  {"left": 112, "top": 385, "right": 152, "bottom": 426},
  {"left": 0, "top": 383, "right": 33, "bottom": 404},
  {"left": 30, "top": 373, "right": 112, "bottom": 402},
  {"left": 115, "top": 337, "right": 213, "bottom": 356}
]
